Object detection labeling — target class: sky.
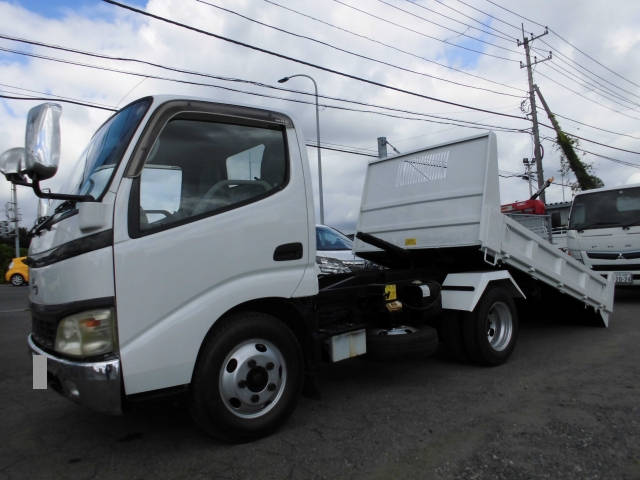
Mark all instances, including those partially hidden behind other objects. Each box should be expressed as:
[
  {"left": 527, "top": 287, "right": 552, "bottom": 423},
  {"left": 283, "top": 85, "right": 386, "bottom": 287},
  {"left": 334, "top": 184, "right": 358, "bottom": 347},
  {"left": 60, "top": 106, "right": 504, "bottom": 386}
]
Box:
[{"left": 1, "top": 0, "right": 640, "bottom": 234}]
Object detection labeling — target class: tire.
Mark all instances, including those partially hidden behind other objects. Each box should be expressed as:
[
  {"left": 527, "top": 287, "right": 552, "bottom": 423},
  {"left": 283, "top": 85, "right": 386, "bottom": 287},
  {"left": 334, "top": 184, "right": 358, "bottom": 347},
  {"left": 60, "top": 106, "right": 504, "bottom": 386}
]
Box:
[
  {"left": 462, "top": 287, "right": 518, "bottom": 366},
  {"left": 366, "top": 325, "right": 439, "bottom": 360},
  {"left": 190, "top": 312, "right": 303, "bottom": 442},
  {"left": 10, "top": 274, "right": 25, "bottom": 286},
  {"left": 437, "top": 311, "right": 467, "bottom": 362}
]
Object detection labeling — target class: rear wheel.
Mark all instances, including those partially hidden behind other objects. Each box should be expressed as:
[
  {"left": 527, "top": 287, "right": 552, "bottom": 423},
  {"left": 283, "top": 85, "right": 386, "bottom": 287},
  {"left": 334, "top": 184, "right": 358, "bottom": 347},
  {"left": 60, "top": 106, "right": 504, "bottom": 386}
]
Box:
[
  {"left": 462, "top": 287, "right": 518, "bottom": 366},
  {"left": 10, "top": 274, "right": 25, "bottom": 286},
  {"left": 190, "top": 312, "right": 303, "bottom": 442}
]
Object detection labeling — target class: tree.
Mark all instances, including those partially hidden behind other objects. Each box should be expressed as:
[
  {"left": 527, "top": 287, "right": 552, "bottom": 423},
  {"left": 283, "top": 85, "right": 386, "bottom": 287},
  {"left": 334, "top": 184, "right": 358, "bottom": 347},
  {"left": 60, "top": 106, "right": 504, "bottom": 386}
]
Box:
[
  {"left": 535, "top": 85, "right": 604, "bottom": 191},
  {"left": 555, "top": 132, "right": 604, "bottom": 190}
]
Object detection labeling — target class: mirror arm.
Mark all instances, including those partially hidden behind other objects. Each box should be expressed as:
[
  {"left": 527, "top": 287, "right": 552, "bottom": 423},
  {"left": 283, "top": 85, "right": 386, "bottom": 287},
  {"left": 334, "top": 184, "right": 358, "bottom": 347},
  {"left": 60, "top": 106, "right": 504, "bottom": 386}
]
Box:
[
  {"left": 32, "top": 179, "right": 94, "bottom": 201},
  {"left": 3, "top": 174, "right": 93, "bottom": 201}
]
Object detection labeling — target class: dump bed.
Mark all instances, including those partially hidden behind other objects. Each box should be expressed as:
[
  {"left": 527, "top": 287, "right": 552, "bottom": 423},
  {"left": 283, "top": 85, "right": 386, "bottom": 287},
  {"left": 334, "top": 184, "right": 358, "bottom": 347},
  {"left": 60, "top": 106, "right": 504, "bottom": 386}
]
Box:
[{"left": 354, "top": 132, "right": 614, "bottom": 324}]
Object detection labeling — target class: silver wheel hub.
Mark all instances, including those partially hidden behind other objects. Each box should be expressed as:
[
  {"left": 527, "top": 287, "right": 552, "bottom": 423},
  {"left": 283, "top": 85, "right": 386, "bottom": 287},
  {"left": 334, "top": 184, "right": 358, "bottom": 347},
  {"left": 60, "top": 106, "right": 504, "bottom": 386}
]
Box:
[
  {"left": 487, "top": 301, "right": 513, "bottom": 352},
  {"left": 219, "top": 339, "right": 286, "bottom": 419}
]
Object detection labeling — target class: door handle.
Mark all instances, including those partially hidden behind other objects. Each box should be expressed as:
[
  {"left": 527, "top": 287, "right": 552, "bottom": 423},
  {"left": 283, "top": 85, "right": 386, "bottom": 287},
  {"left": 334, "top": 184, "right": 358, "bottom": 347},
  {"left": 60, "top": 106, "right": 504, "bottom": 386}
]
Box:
[{"left": 273, "top": 243, "right": 303, "bottom": 261}]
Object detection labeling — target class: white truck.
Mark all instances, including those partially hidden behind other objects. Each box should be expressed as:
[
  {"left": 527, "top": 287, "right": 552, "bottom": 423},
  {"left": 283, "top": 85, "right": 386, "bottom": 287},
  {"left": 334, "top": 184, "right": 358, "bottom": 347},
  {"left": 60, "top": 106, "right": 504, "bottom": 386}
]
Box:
[
  {"left": 0, "top": 96, "right": 614, "bottom": 442},
  {"left": 566, "top": 183, "right": 640, "bottom": 286}
]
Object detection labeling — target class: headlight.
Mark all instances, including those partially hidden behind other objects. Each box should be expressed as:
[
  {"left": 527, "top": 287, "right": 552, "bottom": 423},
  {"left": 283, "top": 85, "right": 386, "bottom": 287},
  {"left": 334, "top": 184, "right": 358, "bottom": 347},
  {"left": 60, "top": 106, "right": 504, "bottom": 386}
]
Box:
[
  {"left": 55, "top": 308, "right": 116, "bottom": 358},
  {"left": 568, "top": 249, "right": 584, "bottom": 262},
  {"left": 316, "top": 256, "right": 352, "bottom": 274}
]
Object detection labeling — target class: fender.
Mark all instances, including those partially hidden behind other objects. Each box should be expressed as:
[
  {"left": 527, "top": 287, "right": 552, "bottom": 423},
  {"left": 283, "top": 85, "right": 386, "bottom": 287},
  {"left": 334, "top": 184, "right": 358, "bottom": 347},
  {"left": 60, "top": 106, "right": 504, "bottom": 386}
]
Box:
[{"left": 441, "top": 270, "right": 525, "bottom": 312}]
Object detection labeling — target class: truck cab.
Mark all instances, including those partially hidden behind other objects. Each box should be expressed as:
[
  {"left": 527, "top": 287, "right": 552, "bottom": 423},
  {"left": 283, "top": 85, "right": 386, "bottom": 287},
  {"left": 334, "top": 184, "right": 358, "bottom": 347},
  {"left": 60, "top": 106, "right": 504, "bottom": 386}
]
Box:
[
  {"left": 567, "top": 183, "right": 640, "bottom": 286},
  {"left": 4, "top": 96, "right": 318, "bottom": 430}
]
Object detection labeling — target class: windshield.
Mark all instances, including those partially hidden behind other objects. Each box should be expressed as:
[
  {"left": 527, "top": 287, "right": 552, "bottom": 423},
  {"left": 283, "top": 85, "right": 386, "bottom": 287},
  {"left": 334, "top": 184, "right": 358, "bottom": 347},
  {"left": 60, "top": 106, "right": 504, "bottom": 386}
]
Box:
[
  {"left": 64, "top": 98, "right": 151, "bottom": 199},
  {"left": 569, "top": 186, "right": 640, "bottom": 230},
  {"left": 316, "top": 226, "right": 353, "bottom": 251}
]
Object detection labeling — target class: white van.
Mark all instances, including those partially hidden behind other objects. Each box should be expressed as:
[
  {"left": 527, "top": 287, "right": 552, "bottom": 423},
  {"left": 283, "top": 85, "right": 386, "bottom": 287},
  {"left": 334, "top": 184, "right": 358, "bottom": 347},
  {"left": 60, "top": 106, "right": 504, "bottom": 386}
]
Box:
[{"left": 567, "top": 183, "right": 640, "bottom": 286}]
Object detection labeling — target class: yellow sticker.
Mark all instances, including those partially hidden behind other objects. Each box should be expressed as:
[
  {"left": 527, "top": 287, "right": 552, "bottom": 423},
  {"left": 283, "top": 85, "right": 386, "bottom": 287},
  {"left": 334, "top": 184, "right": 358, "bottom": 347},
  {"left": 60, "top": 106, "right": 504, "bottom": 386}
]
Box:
[
  {"left": 405, "top": 238, "right": 417, "bottom": 246},
  {"left": 384, "top": 284, "right": 397, "bottom": 301}
]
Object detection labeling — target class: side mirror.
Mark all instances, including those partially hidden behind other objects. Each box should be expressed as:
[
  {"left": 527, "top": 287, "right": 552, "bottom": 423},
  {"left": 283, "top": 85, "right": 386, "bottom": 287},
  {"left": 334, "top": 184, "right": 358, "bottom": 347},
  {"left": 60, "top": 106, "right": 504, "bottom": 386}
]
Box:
[
  {"left": 0, "top": 147, "right": 26, "bottom": 178},
  {"left": 24, "top": 103, "right": 62, "bottom": 180}
]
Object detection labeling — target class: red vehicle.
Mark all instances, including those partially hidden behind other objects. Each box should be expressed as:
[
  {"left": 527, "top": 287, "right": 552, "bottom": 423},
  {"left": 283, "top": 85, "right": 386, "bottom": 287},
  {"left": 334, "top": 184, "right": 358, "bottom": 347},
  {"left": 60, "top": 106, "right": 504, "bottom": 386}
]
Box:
[
  {"left": 501, "top": 177, "right": 554, "bottom": 215},
  {"left": 500, "top": 199, "right": 546, "bottom": 215}
]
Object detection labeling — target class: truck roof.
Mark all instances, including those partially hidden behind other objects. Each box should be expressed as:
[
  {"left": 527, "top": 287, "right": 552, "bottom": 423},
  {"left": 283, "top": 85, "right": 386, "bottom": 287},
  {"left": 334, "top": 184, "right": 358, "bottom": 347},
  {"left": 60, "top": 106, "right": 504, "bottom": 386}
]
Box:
[
  {"left": 573, "top": 182, "right": 640, "bottom": 197},
  {"left": 144, "top": 94, "right": 296, "bottom": 124}
]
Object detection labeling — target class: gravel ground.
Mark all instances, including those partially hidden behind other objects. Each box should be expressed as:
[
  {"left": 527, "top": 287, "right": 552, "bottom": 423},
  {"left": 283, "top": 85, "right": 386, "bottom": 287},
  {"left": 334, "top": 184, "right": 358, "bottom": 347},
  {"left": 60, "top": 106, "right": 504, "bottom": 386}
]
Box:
[{"left": 0, "top": 285, "right": 638, "bottom": 479}]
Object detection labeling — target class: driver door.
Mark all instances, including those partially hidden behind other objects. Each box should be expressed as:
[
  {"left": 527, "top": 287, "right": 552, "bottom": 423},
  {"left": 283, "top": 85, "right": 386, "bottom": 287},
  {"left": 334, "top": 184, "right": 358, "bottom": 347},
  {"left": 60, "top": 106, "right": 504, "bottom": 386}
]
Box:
[{"left": 112, "top": 105, "right": 311, "bottom": 395}]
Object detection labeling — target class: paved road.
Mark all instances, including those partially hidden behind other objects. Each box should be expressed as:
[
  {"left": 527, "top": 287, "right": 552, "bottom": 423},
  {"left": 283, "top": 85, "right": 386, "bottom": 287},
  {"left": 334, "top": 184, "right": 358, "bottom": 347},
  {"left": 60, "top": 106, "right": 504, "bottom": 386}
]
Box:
[{"left": 1, "top": 284, "right": 639, "bottom": 479}]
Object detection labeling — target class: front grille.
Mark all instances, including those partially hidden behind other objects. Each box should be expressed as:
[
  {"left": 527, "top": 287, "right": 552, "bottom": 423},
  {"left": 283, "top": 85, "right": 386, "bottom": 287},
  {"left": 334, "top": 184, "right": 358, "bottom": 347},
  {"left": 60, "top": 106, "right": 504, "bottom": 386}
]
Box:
[
  {"left": 587, "top": 251, "right": 640, "bottom": 260},
  {"left": 587, "top": 252, "right": 619, "bottom": 260},
  {"left": 31, "top": 312, "right": 58, "bottom": 350},
  {"left": 591, "top": 263, "right": 640, "bottom": 271}
]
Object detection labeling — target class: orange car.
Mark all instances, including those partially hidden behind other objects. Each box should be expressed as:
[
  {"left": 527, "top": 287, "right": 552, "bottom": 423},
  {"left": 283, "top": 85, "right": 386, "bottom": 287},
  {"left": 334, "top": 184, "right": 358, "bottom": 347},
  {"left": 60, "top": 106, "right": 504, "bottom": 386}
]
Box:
[{"left": 5, "top": 256, "right": 29, "bottom": 286}]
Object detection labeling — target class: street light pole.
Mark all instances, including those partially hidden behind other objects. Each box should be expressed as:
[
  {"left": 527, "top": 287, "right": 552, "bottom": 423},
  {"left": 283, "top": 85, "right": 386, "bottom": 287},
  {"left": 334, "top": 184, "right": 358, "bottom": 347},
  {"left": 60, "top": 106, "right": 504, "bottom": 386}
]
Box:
[{"left": 278, "top": 74, "right": 325, "bottom": 224}]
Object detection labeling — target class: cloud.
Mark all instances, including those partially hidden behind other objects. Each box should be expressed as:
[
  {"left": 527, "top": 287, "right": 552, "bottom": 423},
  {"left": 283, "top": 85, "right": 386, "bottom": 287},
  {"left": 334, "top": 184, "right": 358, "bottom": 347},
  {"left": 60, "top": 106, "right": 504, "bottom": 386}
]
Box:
[{"left": 1, "top": 0, "right": 639, "bottom": 235}]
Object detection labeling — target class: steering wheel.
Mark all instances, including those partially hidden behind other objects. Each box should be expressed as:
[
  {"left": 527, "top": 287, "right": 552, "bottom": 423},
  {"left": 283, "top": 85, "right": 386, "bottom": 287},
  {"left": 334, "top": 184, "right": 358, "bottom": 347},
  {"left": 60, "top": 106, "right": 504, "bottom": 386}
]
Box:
[
  {"left": 205, "top": 179, "right": 271, "bottom": 197},
  {"left": 192, "top": 179, "right": 271, "bottom": 215}
]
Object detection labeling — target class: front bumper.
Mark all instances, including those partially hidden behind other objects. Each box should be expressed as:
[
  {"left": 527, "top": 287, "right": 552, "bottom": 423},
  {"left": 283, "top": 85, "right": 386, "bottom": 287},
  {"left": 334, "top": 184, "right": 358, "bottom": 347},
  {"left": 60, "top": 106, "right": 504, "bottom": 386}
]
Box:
[{"left": 28, "top": 334, "right": 122, "bottom": 415}]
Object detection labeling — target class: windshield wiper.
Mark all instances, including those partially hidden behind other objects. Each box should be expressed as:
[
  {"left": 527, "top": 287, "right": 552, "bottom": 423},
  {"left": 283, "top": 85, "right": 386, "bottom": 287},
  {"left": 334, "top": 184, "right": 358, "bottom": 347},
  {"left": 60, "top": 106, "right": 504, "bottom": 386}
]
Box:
[{"left": 30, "top": 200, "right": 80, "bottom": 237}]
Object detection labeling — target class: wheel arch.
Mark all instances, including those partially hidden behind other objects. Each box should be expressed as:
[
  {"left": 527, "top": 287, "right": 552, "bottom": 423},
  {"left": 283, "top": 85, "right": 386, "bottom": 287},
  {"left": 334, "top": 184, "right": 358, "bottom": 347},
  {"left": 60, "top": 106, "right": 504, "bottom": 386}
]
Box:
[
  {"left": 191, "top": 296, "right": 316, "bottom": 384},
  {"left": 441, "top": 271, "right": 525, "bottom": 312}
]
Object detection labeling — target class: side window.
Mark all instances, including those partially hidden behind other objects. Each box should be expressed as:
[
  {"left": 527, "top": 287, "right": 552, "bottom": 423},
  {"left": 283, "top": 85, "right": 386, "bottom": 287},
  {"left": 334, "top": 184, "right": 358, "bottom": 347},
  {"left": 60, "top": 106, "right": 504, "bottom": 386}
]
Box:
[{"left": 138, "top": 117, "right": 287, "bottom": 231}]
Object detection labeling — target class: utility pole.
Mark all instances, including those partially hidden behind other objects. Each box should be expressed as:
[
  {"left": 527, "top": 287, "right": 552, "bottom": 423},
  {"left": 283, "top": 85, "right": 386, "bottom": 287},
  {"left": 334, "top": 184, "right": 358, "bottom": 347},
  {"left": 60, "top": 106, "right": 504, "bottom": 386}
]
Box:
[
  {"left": 377, "top": 137, "right": 400, "bottom": 158},
  {"left": 377, "top": 137, "right": 387, "bottom": 158},
  {"left": 11, "top": 183, "right": 20, "bottom": 257},
  {"left": 523, "top": 158, "right": 534, "bottom": 197},
  {"left": 518, "top": 24, "right": 552, "bottom": 203}
]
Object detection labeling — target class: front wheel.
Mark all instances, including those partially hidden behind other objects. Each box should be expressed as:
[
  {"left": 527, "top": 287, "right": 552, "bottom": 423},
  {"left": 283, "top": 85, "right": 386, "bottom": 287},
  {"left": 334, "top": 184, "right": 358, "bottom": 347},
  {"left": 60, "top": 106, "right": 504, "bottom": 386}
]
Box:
[
  {"left": 190, "top": 312, "right": 303, "bottom": 442},
  {"left": 462, "top": 287, "right": 518, "bottom": 366},
  {"left": 10, "top": 274, "right": 25, "bottom": 286}
]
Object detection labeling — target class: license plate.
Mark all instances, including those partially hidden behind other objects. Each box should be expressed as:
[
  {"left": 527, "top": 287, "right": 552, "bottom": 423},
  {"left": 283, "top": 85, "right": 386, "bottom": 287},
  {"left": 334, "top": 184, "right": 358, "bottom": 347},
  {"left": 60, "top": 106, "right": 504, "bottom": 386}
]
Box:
[{"left": 614, "top": 272, "right": 633, "bottom": 285}]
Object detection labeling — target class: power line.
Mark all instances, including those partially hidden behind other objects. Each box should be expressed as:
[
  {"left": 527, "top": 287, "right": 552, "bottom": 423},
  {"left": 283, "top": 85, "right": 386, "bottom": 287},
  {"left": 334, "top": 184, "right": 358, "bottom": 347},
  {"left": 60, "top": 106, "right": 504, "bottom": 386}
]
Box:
[
  {"left": 0, "top": 41, "right": 527, "bottom": 132},
  {"left": 330, "top": 0, "right": 519, "bottom": 62},
  {"left": 194, "top": 0, "right": 522, "bottom": 98},
  {"left": 536, "top": 40, "right": 640, "bottom": 104},
  {"left": 541, "top": 59, "right": 640, "bottom": 108},
  {"left": 373, "top": 0, "right": 521, "bottom": 54},
  {"left": 432, "top": 0, "right": 517, "bottom": 42},
  {"left": 453, "top": 0, "right": 520, "bottom": 32},
  {"left": 542, "top": 63, "right": 640, "bottom": 111},
  {"left": 100, "top": 1, "right": 640, "bottom": 153},
  {"left": 483, "top": 0, "right": 640, "bottom": 90},
  {"left": 424, "top": 0, "right": 640, "bottom": 125},
  {"left": 0, "top": 82, "right": 116, "bottom": 109},
  {"left": 534, "top": 70, "right": 640, "bottom": 122},
  {"left": 260, "top": 0, "right": 525, "bottom": 94},
  {"left": 0, "top": 93, "right": 117, "bottom": 111},
  {"left": 541, "top": 136, "right": 640, "bottom": 170},
  {"left": 102, "top": 0, "right": 529, "bottom": 121},
  {"left": 538, "top": 118, "right": 640, "bottom": 155},
  {"left": 319, "top": 140, "right": 378, "bottom": 155},
  {"left": 402, "top": 0, "right": 515, "bottom": 43},
  {"left": 305, "top": 142, "right": 377, "bottom": 157},
  {"left": 477, "top": 0, "right": 640, "bottom": 102},
  {"left": 551, "top": 112, "right": 640, "bottom": 142}
]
